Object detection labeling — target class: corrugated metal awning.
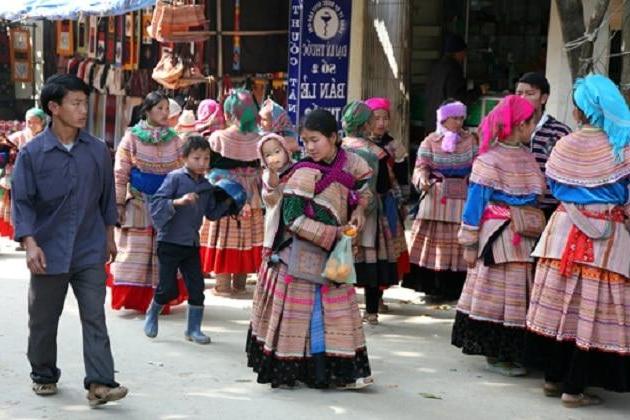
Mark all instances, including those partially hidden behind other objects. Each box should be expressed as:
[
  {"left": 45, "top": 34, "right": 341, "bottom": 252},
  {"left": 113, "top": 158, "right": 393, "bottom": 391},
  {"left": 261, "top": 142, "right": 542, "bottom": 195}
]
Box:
[{"left": 0, "top": 0, "right": 156, "bottom": 21}]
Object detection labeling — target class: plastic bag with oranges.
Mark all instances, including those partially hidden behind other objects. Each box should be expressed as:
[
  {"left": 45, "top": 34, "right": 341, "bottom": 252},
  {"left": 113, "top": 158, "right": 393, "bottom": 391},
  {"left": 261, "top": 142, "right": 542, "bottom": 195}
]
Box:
[{"left": 322, "top": 226, "right": 357, "bottom": 284}]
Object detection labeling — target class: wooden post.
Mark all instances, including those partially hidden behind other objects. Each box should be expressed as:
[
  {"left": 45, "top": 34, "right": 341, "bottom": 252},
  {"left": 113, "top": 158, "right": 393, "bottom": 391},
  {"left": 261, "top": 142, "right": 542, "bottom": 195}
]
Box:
[{"left": 578, "top": 0, "right": 610, "bottom": 76}]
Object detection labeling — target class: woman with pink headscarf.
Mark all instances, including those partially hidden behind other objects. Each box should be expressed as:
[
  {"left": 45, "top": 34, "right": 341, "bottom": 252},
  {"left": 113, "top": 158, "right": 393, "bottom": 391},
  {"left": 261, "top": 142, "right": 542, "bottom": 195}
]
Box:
[
  {"left": 365, "top": 97, "right": 409, "bottom": 199},
  {"left": 451, "top": 95, "right": 546, "bottom": 377},
  {"left": 402, "top": 100, "right": 477, "bottom": 301}
]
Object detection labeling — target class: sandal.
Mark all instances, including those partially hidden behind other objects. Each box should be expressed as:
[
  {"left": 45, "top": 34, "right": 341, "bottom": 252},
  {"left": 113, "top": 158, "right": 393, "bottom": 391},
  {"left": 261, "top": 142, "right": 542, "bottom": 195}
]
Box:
[
  {"left": 561, "top": 393, "right": 602, "bottom": 408},
  {"left": 338, "top": 376, "right": 374, "bottom": 390},
  {"left": 32, "top": 382, "right": 58, "bottom": 396},
  {"left": 362, "top": 313, "right": 378, "bottom": 326},
  {"left": 212, "top": 287, "right": 233, "bottom": 297},
  {"left": 486, "top": 360, "right": 527, "bottom": 377},
  {"left": 543, "top": 382, "right": 562, "bottom": 397}
]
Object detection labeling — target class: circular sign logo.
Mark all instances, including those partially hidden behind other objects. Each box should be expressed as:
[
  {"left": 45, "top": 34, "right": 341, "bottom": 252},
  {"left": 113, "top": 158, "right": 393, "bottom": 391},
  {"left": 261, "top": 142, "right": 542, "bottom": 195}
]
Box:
[{"left": 312, "top": 7, "right": 340, "bottom": 40}]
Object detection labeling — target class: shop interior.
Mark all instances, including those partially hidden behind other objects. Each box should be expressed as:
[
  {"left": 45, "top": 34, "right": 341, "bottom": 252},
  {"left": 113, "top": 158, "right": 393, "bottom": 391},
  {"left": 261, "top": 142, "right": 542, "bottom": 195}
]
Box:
[{"left": 410, "top": 0, "right": 551, "bottom": 139}]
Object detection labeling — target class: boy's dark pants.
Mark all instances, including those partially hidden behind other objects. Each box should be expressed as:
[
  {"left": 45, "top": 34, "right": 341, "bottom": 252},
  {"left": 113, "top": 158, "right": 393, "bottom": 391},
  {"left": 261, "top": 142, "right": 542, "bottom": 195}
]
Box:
[
  {"left": 155, "top": 242, "right": 205, "bottom": 306},
  {"left": 28, "top": 264, "right": 118, "bottom": 389}
]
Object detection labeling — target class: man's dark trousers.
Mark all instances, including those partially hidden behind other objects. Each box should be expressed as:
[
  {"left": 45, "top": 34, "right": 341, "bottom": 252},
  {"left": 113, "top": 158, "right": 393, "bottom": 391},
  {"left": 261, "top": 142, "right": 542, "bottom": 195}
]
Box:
[{"left": 28, "top": 264, "right": 118, "bottom": 390}]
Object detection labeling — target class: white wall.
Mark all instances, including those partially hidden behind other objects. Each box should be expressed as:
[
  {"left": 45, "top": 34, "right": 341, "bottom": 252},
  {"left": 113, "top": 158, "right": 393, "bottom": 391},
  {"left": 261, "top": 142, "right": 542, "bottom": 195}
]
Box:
[{"left": 545, "top": 0, "right": 610, "bottom": 129}]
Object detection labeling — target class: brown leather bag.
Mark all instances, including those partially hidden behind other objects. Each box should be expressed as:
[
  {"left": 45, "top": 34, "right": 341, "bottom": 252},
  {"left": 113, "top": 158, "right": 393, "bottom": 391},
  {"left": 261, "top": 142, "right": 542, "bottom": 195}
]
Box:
[
  {"left": 147, "top": 0, "right": 209, "bottom": 43},
  {"left": 510, "top": 206, "right": 546, "bottom": 238},
  {"left": 152, "top": 52, "right": 185, "bottom": 89}
]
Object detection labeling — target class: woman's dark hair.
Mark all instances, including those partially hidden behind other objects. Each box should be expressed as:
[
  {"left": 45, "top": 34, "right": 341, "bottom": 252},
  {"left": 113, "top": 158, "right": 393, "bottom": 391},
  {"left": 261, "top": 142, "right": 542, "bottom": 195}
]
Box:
[
  {"left": 571, "top": 97, "right": 589, "bottom": 124},
  {"left": 141, "top": 90, "right": 170, "bottom": 120},
  {"left": 128, "top": 105, "right": 143, "bottom": 127},
  {"left": 40, "top": 74, "right": 91, "bottom": 117},
  {"left": 301, "top": 108, "right": 339, "bottom": 138},
  {"left": 182, "top": 135, "right": 211, "bottom": 157}
]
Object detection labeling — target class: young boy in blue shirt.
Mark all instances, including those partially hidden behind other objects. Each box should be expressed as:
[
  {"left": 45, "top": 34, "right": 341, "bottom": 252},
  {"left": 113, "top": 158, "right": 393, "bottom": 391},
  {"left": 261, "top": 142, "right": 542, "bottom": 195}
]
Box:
[{"left": 146, "top": 135, "right": 245, "bottom": 344}]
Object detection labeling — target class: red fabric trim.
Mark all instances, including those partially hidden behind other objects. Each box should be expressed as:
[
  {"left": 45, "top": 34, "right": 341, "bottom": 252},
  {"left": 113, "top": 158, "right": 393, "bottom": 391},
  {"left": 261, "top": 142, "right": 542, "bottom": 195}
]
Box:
[
  {"left": 397, "top": 251, "right": 410, "bottom": 279},
  {"left": 0, "top": 219, "right": 13, "bottom": 238},
  {"left": 105, "top": 264, "right": 188, "bottom": 314},
  {"left": 557, "top": 205, "right": 624, "bottom": 277},
  {"left": 199, "top": 245, "right": 263, "bottom": 275}
]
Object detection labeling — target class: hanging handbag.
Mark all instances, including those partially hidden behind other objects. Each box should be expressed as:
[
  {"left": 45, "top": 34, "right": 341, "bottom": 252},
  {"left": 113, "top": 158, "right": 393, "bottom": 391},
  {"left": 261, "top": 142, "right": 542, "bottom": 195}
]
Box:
[
  {"left": 510, "top": 206, "right": 546, "bottom": 238},
  {"left": 147, "top": 0, "right": 209, "bottom": 43},
  {"left": 152, "top": 51, "right": 184, "bottom": 89}
]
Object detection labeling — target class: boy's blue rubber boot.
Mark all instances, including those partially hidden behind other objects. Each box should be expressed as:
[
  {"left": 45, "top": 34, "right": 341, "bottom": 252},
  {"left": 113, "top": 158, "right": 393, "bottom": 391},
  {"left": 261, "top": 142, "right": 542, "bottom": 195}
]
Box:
[
  {"left": 185, "top": 305, "right": 211, "bottom": 344},
  {"left": 144, "top": 300, "right": 163, "bottom": 338}
]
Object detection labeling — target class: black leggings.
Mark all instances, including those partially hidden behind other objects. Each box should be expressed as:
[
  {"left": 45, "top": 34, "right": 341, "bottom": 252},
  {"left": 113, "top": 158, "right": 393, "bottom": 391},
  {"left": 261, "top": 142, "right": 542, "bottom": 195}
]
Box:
[{"left": 365, "top": 287, "right": 383, "bottom": 314}]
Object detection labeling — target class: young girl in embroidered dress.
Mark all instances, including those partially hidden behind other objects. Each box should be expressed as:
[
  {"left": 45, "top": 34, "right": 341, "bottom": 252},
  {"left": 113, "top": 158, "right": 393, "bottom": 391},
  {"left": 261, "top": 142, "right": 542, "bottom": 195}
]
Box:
[
  {"left": 257, "top": 133, "right": 294, "bottom": 256},
  {"left": 451, "top": 95, "right": 546, "bottom": 377}
]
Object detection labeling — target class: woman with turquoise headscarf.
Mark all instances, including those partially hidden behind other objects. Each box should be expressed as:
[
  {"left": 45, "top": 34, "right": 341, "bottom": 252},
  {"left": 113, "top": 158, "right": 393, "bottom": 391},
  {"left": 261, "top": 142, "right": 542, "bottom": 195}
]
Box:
[
  {"left": 526, "top": 74, "right": 630, "bottom": 407},
  {"left": 0, "top": 108, "right": 47, "bottom": 240},
  {"left": 200, "top": 89, "right": 264, "bottom": 296},
  {"left": 341, "top": 100, "right": 409, "bottom": 325}
]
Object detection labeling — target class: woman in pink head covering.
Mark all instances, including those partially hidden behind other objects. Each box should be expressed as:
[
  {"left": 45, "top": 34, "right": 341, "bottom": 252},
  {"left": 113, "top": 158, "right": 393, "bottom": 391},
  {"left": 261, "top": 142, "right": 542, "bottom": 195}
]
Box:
[
  {"left": 452, "top": 95, "right": 546, "bottom": 377},
  {"left": 402, "top": 99, "right": 477, "bottom": 301},
  {"left": 365, "top": 97, "right": 410, "bottom": 197},
  {"left": 195, "top": 99, "right": 225, "bottom": 137}
]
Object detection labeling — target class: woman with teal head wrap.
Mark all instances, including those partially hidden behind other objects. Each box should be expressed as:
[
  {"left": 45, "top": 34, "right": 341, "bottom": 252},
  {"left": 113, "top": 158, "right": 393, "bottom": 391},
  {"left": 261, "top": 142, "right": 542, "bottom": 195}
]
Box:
[
  {"left": 525, "top": 73, "right": 630, "bottom": 407},
  {"left": 223, "top": 88, "right": 258, "bottom": 133},
  {"left": 24, "top": 108, "right": 47, "bottom": 140},
  {"left": 573, "top": 74, "right": 630, "bottom": 162},
  {"left": 202, "top": 88, "right": 264, "bottom": 296},
  {"left": 0, "top": 108, "right": 47, "bottom": 241},
  {"left": 341, "top": 101, "right": 373, "bottom": 137},
  {"left": 341, "top": 99, "right": 409, "bottom": 325}
]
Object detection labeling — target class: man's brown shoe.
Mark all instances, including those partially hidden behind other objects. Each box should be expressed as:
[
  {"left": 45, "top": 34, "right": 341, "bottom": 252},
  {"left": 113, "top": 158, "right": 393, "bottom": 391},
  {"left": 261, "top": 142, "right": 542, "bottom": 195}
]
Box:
[{"left": 87, "top": 383, "right": 128, "bottom": 407}]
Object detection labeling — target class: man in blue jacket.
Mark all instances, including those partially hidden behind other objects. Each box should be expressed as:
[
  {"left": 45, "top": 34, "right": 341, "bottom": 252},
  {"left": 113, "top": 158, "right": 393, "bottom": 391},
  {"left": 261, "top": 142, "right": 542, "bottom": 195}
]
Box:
[{"left": 12, "top": 74, "right": 127, "bottom": 407}]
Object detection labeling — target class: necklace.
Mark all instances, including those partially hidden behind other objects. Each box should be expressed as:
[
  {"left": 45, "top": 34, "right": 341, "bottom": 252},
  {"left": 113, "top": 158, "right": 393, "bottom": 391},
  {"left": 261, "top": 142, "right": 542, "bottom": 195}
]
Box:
[{"left": 131, "top": 120, "right": 177, "bottom": 145}]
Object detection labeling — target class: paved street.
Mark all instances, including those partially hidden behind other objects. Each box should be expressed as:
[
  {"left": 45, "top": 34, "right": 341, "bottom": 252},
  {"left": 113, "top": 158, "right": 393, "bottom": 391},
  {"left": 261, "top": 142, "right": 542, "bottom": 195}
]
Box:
[{"left": 1, "top": 237, "right": 629, "bottom": 420}]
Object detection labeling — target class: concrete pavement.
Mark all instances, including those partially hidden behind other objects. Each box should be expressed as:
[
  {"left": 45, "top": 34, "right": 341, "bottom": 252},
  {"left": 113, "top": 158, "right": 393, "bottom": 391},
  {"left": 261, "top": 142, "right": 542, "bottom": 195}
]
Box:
[{"left": 0, "top": 238, "right": 628, "bottom": 420}]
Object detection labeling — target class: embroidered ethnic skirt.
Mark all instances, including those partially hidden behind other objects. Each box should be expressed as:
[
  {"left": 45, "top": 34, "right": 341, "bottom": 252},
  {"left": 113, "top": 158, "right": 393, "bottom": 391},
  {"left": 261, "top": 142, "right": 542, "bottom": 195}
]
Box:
[
  {"left": 525, "top": 258, "right": 630, "bottom": 392},
  {"left": 108, "top": 227, "right": 187, "bottom": 313},
  {"left": 403, "top": 219, "right": 467, "bottom": 299},
  {"left": 200, "top": 167, "right": 264, "bottom": 275},
  {"left": 354, "top": 206, "right": 409, "bottom": 289},
  {"left": 0, "top": 186, "right": 13, "bottom": 238},
  {"left": 199, "top": 209, "right": 264, "bottom": 275},
  {"left": 246, "top": 252, "right": 371, "bottom": 388},
  {"left": 451, "top": 261, "right": 534, "bottom": 363}
]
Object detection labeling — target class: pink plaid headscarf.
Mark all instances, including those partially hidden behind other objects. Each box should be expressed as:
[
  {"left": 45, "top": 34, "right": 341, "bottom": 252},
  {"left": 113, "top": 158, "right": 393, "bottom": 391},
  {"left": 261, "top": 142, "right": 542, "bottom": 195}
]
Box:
[
  {"left": 436, "top": 101, "right": 466, "bottom": 153},
  {"left": 195, "top": 99, "right": 225, "bottom": 136},
  {"left": 478, "top": 95, "right": 535, "bottom": 154},
  {"left": 365, "top": 97, "right": 391, "bottom": 113}
]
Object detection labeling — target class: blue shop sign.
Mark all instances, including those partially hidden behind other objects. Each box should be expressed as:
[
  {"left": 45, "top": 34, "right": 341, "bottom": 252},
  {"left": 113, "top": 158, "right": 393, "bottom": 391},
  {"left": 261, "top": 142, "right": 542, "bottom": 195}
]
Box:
[{"left": 287, "top": 0, "right": 352, "bottom": 126}]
